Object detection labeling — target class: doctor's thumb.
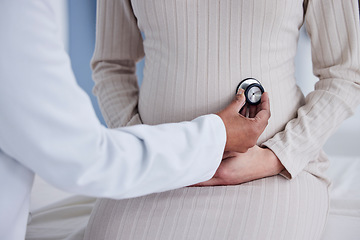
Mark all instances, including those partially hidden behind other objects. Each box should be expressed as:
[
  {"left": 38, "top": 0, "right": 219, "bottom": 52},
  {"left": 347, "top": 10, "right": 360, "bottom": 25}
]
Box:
[{"left": 230, "top": 89, "right": 246, "bottom": 113}]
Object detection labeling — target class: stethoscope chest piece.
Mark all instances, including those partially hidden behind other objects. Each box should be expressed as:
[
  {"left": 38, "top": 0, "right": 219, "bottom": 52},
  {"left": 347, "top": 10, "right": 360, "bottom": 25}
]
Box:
[{"left": 236, "top": 78, "right": 264, "bottom": 105}]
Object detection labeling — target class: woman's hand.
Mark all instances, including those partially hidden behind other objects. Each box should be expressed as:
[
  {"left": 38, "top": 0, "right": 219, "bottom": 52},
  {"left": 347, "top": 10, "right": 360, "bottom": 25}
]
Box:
[{"left": 194, "top": 146, "right": 285, "bottom": 186}]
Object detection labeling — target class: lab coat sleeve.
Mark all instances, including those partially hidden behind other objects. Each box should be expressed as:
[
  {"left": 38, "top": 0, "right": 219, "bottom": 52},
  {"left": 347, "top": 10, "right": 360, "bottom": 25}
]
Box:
[
  {"left": 262, "top": 0, "right": 360, "bottom": 179},
  {"left": 92, "top": 0, "right": 144, "bottom": 128},
  {"left": 0, "top": 0, "right": 225, "bottom": 199}
]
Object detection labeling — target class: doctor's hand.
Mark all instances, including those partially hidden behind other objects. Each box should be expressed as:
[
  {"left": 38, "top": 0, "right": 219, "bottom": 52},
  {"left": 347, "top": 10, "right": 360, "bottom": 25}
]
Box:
[
  {"left": 193, "top": 146, "right": 284, "bottom": 186},
  {"left": 217, "top": 90, "right": 270, "bottom": 153}
]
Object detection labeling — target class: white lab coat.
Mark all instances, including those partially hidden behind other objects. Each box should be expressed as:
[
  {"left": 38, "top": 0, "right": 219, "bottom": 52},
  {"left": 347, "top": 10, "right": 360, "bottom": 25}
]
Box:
[{"left": 0, "top": 1, "right": 226, "bottom": 239}]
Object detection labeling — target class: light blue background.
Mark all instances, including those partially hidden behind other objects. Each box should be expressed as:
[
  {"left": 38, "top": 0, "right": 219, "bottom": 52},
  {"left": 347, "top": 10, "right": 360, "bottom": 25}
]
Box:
[{"left": 68, "top": 0, "right": 144, "bottom": 125}]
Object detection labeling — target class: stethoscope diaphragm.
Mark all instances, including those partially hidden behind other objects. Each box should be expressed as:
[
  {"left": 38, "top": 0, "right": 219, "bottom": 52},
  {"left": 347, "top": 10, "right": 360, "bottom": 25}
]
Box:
[{"left": 236, "top": 78, "right": 264, "bottom": 105}]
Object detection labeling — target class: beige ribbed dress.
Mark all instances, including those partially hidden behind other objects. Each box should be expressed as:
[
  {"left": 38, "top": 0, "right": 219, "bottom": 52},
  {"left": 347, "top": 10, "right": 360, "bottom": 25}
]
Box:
[{"left": 84, "top": 0, "right": 360, "bottom": 239}]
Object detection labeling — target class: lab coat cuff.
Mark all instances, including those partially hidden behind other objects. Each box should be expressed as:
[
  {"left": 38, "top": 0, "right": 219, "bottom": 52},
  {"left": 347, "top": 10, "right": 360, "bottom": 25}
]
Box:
[
  {"left": 196, "top": 114, "right": 226, "bottom": 180},
  {"left": 206, "top": 114, "right": 227, "bottom": 152}
]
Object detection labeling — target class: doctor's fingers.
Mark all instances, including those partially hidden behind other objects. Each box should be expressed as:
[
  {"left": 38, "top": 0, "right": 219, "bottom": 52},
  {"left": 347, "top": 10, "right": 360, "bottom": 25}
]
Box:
[
  {"left": 248, "top": 105, "right": 257, "bottom": 118},
  {"left": 240, "top": 103, "right": 247, "bottom": 117},
  {"left": 254, "top": 92, "right": 271, "bottom": 122},
  {"left": 229, "top": 89, "right": 246, "bottom": 113}
]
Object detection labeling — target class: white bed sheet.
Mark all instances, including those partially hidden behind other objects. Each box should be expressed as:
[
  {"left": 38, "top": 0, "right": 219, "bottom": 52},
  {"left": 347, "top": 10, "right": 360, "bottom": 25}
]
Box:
[{"left": 321, "top": 156, "right": 360, "bottom": 240}]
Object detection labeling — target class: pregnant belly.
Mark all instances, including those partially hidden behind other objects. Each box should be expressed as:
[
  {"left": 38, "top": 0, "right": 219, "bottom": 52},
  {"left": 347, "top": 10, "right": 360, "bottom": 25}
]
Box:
[
  {"left": 138, "top": 77, "right": 233, "bottom": 125},
  {"left": 138, "top": 73, "right": 304, "bottom": 145}
]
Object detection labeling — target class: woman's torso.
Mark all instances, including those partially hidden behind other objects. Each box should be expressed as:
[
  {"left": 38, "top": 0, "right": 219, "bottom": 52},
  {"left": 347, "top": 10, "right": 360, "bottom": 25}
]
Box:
[
  {"left": 133, "top": 0, "right": 306, "bottom": 144},
  {"left": 83, "top": 3, "right": 331, "bottom": 239}
]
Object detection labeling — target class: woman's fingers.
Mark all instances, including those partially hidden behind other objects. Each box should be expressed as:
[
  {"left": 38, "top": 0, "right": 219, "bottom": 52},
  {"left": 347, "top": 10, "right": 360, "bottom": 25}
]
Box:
[{"left": 191, "top": 177, "right": 223, "bottom": 187}]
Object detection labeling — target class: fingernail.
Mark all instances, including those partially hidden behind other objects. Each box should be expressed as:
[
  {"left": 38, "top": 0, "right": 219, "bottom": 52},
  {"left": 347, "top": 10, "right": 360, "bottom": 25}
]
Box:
[{"left": 237, "top": 88, "right": 244, "bottom": 95}]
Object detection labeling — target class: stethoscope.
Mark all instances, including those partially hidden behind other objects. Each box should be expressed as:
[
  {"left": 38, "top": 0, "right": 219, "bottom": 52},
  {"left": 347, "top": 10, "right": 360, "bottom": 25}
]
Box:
[{"left": 236, "top": 78, "right": 264, "bottom": 105}]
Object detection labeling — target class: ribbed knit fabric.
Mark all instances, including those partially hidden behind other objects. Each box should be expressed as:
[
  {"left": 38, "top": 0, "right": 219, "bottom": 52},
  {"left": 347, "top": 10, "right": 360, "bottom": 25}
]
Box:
[
  {"left": 85, "top": 0, "right": 360, "bottom": 239},
  {"left": 84, "top": 172, "right": 328, "bottom": 240}
]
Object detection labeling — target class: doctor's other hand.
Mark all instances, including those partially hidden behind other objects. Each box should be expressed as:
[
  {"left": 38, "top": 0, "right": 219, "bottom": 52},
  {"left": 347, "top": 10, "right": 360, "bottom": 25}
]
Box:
[
  {"left": 217, "top": 90, "right": 270, "bottom": 153},
  {"left": 193, "top": 146, "right": 285, "bottom": 186}
]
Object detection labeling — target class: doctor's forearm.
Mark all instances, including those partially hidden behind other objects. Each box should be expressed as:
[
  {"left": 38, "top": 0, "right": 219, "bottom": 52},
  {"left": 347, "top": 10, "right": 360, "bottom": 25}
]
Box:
[
  {"left": 0, "top": 0, "right": 225, "bottom": 199},
  {"left": 59, "top": 115, "right": 225, "bottom": 198}
]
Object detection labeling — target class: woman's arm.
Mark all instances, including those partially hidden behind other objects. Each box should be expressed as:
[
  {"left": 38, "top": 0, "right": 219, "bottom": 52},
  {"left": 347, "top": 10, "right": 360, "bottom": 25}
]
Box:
[
  {"left": 262, "top": 0, "right": 360, "bottom": 179},
  {"left": 197, "top": 0, "right": 360, "bottom": 186},
  {"left": 92, "top": 0, "right": 144, "bottom": 128}
]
